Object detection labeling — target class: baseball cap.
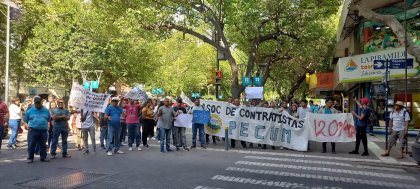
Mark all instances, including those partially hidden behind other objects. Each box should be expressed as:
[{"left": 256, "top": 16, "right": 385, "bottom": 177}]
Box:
[
  {"left": 360, "top": 97, "right": 369, "bottom": 105},
  {"left": 395, "top": 101, "right": 404, "bottom": 107},
  {"left": 111, "top": 97, "right": 119, "bottom": 101},
  {"left": 33, "top": 96, "right": 42, "bottom": 103}
]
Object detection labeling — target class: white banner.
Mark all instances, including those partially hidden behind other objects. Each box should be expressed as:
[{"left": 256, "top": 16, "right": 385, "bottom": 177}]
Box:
[
  {"left": 181, "top": 92, "right": 194, "bottom": 107},
  {"left": 125, "top": 85, "right": 148, "bottom": 101},
  {"left": 69, "top": 83, "right": 110, "bottom": 113},
  {"left": 245, "top": 87, "right": 264, "bottom": 99},
  {"left": 199, "top": 100, "right": 356, "bottom": 151},
  {"left": 174, "top": 114, "right": 193, "bottom": 128},
  {"left": 200, "top": 100, "right": 308, "bottom": 151},
  {"left": 305, "top": 112, "right": 356, "bottom": 142}
]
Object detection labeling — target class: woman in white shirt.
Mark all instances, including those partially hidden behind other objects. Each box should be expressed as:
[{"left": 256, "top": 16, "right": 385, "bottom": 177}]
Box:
[{"left": 7, "top": 98, "right": 22, "bottom": 149}]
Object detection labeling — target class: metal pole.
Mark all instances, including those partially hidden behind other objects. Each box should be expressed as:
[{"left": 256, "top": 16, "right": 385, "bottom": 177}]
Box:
[
  {"left": 385, "top": 59, "right": 389, "bottom": 149},
  {"left": 224, "top": 126, "right": 228, "bottom": 151},
  {"left": 4, "top": 2, "right": 10, "bottom": 103},
  {"left": 404, "top": 0, "right": 409, "bottom": 155}
]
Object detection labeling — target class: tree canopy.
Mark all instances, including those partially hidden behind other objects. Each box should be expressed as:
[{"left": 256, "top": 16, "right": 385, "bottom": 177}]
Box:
[{"left": 1, "top": 0, "right": 342, "bottom": 100}]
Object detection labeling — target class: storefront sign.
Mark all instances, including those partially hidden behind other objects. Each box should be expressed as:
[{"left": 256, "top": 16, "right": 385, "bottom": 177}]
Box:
[{"left": 336, "top": 48, "right": 419, "bottom": 83}]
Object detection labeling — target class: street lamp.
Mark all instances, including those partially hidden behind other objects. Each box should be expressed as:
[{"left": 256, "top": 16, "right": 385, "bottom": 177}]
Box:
[{"left": 1, "top": 0, "right": 19, "bottom": 103}]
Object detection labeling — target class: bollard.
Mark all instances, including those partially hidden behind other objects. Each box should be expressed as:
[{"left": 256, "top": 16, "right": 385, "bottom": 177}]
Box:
[{"left": 225, "top": 126, "right": 229, "bottom": 151}]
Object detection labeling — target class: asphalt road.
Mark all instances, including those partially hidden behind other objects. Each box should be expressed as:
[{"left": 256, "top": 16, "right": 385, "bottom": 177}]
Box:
[{"left": 0, "top": 131, "right": 419, "bottom": 189}]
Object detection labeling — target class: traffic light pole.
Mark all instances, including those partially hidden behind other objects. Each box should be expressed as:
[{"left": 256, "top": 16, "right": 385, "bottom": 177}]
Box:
[
  {"left": 385, "top": 59, "right": 389, "bottom": 150},
  {"left": 216, "top": 52, "right": 220, "bottom": 100}
]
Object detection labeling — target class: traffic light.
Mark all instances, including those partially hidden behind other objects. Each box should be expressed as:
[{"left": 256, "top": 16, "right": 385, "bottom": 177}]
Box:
[
  {"left": 207, "top": 67, "right": 216, "bottom": 85},
  {"left": 215, "top": 70, "right": 222, "bottom": 85}
]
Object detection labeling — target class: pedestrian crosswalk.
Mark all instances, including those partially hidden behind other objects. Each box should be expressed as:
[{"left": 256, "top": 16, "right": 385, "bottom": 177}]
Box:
[{"left": 193, "top": 150, "right": 420, "bottom": 189}]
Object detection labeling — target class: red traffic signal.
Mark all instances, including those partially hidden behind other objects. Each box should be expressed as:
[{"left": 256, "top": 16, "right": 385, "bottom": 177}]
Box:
[{"left": 216, "top": 70, "right": 223, "bottom": 79}]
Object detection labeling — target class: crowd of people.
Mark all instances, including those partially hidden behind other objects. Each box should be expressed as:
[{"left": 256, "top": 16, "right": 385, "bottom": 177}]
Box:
[{"left": 0, "top": 93, "right": 412, "bottom": 163}]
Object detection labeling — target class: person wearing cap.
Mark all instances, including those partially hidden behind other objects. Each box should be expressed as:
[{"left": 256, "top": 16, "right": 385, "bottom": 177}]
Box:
[
  {"left": 104, "top": 97, "right": 125, "bottom": 156},
  {"left": 318, "top": 98, "right": 340, "bottom": 154},
  {"left": 382, "top": 101, "right": 411, "bottom": 159},
  {"left": 349, "top": 97, "right": 371, "bottom": 156},
  {"left": 24, "top": 96, "right": 51, "bottom": 163},
  {"left": 173, "top": 98, "right": 189, "bottom": 151},
  {"left": 7, "top": 97, "right": 22, "bottom": 150},
  {"left": 50, "top": 99, "right": 71, "bottom": 159},
  {"left": 0, "top": 96, "right": 9, "bottom": 155}
]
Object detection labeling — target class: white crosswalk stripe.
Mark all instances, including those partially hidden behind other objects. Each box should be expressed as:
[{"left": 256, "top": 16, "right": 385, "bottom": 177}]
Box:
[
  {"left": 198, "top": 149, "right": 419, "bottom": 189},
  {"left": 243, "top": 155, "right": 407, "bottom": 173},
  {"left": 235, "top": 160, "right": 416, "bottom": 181},
  {"left": 211, "top": 175, "right": 343, "bottom": 189},
  {"left": 225, "top": 167, "right": 420, "bottom": 189}
]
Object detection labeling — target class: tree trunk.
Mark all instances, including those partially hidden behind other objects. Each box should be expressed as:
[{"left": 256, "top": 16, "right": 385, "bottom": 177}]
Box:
[
  {"left": 356, "top": 1, "right": 420, "bottom": 61},
  {"left": 225, "top": 52, "right": 243, "bottom": 99}
]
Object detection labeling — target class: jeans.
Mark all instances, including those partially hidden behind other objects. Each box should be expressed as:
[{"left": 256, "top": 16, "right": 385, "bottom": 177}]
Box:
[
  {"left": 120, "top": 122, "right": 127, "bottom": 142},
  {"left": 192, "top": 123, "right": 205, "bottom": 145},
  {"left": 160, "top": 128, "right": 172, "bottom": 151},
  {"left": 100, "top": 126, "right": 107, "bottom": 148},
  {"left": 355, "top": 126, "right": 368, "bottom": 153},
  {"left": 173, "top": 126, "right": 187, "bottom": 148},
  {"left": 8, "top": 119, "right": 21, "bottom": 146},
  {"left": 107, "top": 124, "right": 121, "bottom": 152},
  {"left": 127, "top": 123, "right": 141, "bottom": 147},
  {"left": 0, "top": 125, "right": 4, "bottom": 150},
  {"left": 142, "top": 119, "right": 154, "bottom": 146},
  {"left": 28, "top": 128, "right": 48, "bottom": 160},
  {"left": 50, "top": 127, "right": 69, "bottom": 156},
  {"left": 82, "top": 126, "right": 96, "bottom": 151},
  {"left": 47, "top": 126, "right": 53, "bottom": 147}
]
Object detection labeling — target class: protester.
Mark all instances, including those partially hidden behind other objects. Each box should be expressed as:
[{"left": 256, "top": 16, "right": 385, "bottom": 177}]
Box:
[
  {"left": 119, "top": 98, "right": 128, "bottom": 146},
  {"left": 47, "top": 101, "right": 57, "bottom": 149},
  {"left": 309, "top": 100, "right": 319, "bottom": 113},
  {"left": 230, "top": 98, "right": 242, "bottom": 148},
  {"left": 158, "top": 98, "right": 175, "bottom": 153},
  {"left": 279, "top": 101, "right": 291, "bottom": 114},
  {"left": 173, "top": 98, "right": 189, "bottom": 151},
  {"left": 80, "top": 109, "right": 96, "bottom": 155},
  {"left": 349, "top": 97, "right": 370, "bottom": 156},
  {"left": 298, "top": 100, "right": 311, "bottom": 119},
  {"left": 7, "top": 97, "right": 22, "bottom": 149},
  {"left": 99, "top": 111, "right": 108, "bottom": 150},
  {"left": 142, "top": 99, "right": 155, "bottom": 149},
  {"left": 318, "top": 98, "right": 339, "bottom": 153},
  {"left": 73, "top": 108, "right": 83, "bottom": 150},
  {"left": 333, "top": 100, "right": 343, "bottom": 113},
  {"left": 50, "top": 99, "right": 71, "bottom": 159},
  {"left": 189, "top": 99, "right": 206, "bottom": 149},
  {"left": 381, "top": 101, "right": 411, "bottom": 159},
  {"left": 105, "top": 97, "right": 125, "bottom": 156},
  {"left": 0, "top": 97, "right": 9, "bottom": 155},
  {"left": 125, "top": 98, "right": 142, "bottom": 151},
  {"left": 25, "top": 96, "right": 51, "bottom": 163},
  {"left": 45, "top": 95, "right": 56, "bottom": 110},
  {"left": 290, "top": 104, "right": 299, "bottom": 118}
]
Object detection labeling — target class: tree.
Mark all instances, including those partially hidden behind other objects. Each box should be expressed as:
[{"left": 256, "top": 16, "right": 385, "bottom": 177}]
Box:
[
  {"left": 19, "top": 0, "right": 159, "bottom": 91},
  {"left": 99, "top": 0, "right": 341, "bottom": 99}
]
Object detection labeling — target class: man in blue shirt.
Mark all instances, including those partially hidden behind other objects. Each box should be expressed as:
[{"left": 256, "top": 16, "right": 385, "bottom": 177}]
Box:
[
  {"left": 318, "top": 98, "right": 339, "bottom": 154},
  {"left": 24, "top": 96, "right": 51, "bottom": 163},
  {"left": 105, "top": 97, "right": 125, "bottom": 156},
  {"left": 50, "top": 99, "right": 71, "bottom": 159},
  {"left": 350, "top": 97, "right": 370, "bottom": 156}
]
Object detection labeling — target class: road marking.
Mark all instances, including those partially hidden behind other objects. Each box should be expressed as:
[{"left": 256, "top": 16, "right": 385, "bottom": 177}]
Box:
[
  {"left": 211, "top": 175, "right": 342, "bottom": 189},
  {"left": 243, "top": 155, "right": 406, "bottom": 173},
  {"left": 367, "top": 137, "right": 400, "bottom": 164},
  {"left": 193, "top": 186, "right": 223, "bottom": 189},
  {"left": 235, "top": 161, "right": 416, "bottom": 181},
  {"left": 226, "top": 167, "right": 419, "bottom": 189}
]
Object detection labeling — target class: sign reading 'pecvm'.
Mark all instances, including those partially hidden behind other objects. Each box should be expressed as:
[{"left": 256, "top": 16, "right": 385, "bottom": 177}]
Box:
[{"left": 200, "top": 100, "right": 356, "bottom": 151}]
